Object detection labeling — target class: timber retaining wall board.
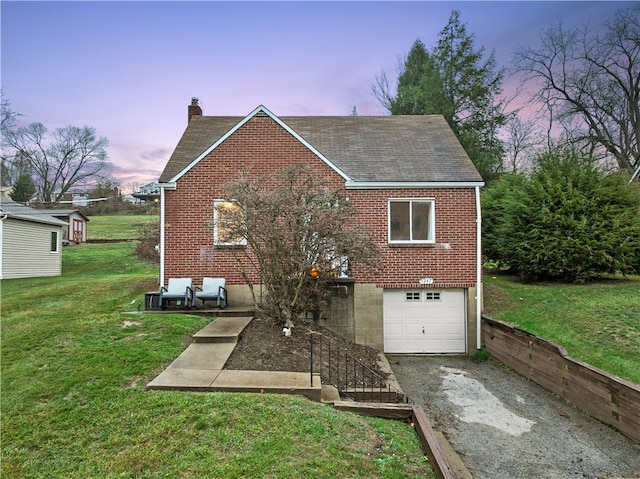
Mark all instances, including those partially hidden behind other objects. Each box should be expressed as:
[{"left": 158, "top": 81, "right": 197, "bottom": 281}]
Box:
[{"left": 482, "top": 316, "right": 640, "bottom": 444}]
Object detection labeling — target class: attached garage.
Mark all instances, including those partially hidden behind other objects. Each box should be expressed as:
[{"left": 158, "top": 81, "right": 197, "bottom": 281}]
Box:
[{"left": 383, "top": 289, "right": 467, "bottom": 354}]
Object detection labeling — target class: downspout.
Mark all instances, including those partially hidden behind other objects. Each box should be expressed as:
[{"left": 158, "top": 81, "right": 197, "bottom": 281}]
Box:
[
  {"left": 159, "top": 186, "right": 166, "bottom": 288},
  {"left": 475, "top": 185, "right": 482, "bottom": 350},
  {"left": 158, "top": 182, "right": 177, "bottom": 288}
]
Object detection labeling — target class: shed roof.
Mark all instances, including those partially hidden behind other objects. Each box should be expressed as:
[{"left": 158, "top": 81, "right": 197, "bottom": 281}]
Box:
[
  {"left": 45, "top": 209, "right": 90, "bottom": 221},
  {"left": 0, "top": 199, "right": 68, "bottom": 226},
  {"left": 159, "top": 107, "right": 483, "bottom": 185}
]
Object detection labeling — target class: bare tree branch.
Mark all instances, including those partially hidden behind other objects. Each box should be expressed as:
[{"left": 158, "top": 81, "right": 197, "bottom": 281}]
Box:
[
  {"left": 220, "top": 165, "right": 380, "bottom": 328},
  {"left": 512, "top": 5, "right": 640, "bottom": 174},
  {"left": 3, "top": 123, "right": 111, "bottom": 203}
]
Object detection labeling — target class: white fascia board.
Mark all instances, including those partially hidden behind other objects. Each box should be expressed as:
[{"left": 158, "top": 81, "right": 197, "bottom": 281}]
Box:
[
  {"left": 158, "top": 182, "right": 177, "bottom": 190},
  {"left": 345, "top": 181, "right": 485, "bottom": 189},
  {"left": 168, "top": 105, "right": 352, "bottom": 184}
]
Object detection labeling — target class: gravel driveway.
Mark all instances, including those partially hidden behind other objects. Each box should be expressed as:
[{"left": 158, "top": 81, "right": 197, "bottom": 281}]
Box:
[{"left": 387, "top": 355, "right": 640, "bottom": 479}]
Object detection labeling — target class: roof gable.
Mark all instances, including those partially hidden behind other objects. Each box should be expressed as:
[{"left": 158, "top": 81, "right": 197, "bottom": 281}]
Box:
[
  {"left": 163, "top": 105, "right": 350, "bottom": 184},
  {"left": 159, "top": 106, "right": 484, "bottom": 185}
]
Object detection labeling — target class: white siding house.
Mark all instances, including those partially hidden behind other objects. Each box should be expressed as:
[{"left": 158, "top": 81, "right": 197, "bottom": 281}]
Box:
[{"left": 0, "top": 200, "right": 67, "bottom": 279}]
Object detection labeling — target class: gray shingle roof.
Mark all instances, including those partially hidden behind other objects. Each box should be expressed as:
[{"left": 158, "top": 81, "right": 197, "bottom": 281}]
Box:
[
  {"left": 159, "top": 111, "right": 483, "bottom": 184},
  {"left": 0, "top": 199, "right": 68, "bottom": 226}
]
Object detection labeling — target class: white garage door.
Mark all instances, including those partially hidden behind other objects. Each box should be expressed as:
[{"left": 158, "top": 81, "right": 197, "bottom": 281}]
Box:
[{"left": 383, "top": 289, "right": 466, "bottom": 353}]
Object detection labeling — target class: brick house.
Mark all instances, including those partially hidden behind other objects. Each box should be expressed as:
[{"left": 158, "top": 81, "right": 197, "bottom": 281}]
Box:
[{"left": 158, "top": 99, "right": 484, "bottom": 354}]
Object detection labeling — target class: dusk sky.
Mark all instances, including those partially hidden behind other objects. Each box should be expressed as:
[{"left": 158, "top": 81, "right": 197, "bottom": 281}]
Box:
[{"left": 1, "top": 1, "right": 630, "bottom": 190}]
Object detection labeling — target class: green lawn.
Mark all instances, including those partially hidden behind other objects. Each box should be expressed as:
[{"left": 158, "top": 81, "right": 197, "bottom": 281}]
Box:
[
  {"left": 1, "top": 240, "right": 433, "bottom": 478},
  {"left": 87, "top": 214, "right": 159, "bottom": 240},
  {"left": 484, "top": 273, "right": 640, "bottom": 384}
]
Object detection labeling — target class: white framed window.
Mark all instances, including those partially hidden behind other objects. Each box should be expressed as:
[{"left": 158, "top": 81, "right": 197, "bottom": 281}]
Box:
[
  {"left": 213, "top": 200, "right": 247, "bottom": 246},
  {"left": 50, "top": 230, "right": 59, "bottom": 253},
  {"left": 405, "top": 292, "right": 421, "bottom": 302},
  {"left": 424, "top": 291, "right": 442, "bottom": 301},
  {"left": 388, "top": 199, "right": 435, "bottom": 243}
]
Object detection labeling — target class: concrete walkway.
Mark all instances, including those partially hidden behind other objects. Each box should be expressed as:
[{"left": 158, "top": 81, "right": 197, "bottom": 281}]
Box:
[{"left": 147, "top": 316, "right": 322, "bottom": 401}]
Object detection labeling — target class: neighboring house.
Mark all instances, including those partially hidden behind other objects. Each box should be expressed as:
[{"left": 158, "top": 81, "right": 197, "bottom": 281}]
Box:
[
  {"left": 158, "top": 100, "right": 484, "bottom": 354},
  {"left": 45, "top": 209, "right": 90, "bottom": 243},
  {"left": 55, "top": 188, "right": 117, "bottom": 207},
  {"left": 132, "top": 182, "right": 160, "bottom": 203},
  {"left": 0, "top": 199, "right": 67, "bottom": 279},
  {"left": 55, "top": 189, "right": 91, "bottom": 206}
]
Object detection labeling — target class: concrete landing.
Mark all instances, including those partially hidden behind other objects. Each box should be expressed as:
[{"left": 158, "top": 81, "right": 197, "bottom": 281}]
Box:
[{"left": 192, "top": 316, "right": 253, "bottom": 343}]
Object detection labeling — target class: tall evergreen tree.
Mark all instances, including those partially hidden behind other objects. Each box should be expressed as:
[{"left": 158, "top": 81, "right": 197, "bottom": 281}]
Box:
[
  {"left": 9, "top": 173, "right": 36, "bottom": 203},
  {"left": 389, "top": 40, "right": 444, "bottom": 116},
  {"left": 434, "top": 11, "right": 506, "bottom": 183},
  {"left": 375, "top": 11, "right": 506, "bottom": 182}
]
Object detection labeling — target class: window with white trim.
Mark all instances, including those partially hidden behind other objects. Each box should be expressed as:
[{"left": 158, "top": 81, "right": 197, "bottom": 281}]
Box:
[
  {"left": 424, "top": 291, "right": 441, "bottom": 301},
  {"left": 388, "top": 199, "right": 435, "bottom": 243},
  {"left": 50, "top": 230, "right": 59, "bottom": 253},
  {"left": 214, "top": 200, "right": 246, "bottom": 246},
  {"left": 405, "top": 292, "right": 421, "bottom": 302}
]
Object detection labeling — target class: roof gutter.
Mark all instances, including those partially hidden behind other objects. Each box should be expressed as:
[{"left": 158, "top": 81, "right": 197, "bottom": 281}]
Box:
[{"left": 345, "top": 181, "right": 485, "bottom": 189}]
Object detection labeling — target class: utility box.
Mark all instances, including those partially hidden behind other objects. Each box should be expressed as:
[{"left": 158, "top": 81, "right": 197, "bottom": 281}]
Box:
[{"left": 145, "top": 292, "right": 161, "bottom": 311}]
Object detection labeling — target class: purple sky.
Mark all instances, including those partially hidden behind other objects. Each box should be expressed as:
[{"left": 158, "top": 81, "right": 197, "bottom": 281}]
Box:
[{"left": 1, "top": 1, "right": 629, "bottom": 191}]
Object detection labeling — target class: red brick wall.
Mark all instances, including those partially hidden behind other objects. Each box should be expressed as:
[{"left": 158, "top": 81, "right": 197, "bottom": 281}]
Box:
[
  {"left": 163, "top": 115, "right": 479, "bottom": 289},
  {"left": 163, "top": 115, "right": 344, "bottom": 286},
  {"left": 347, "top": 189, "right": 478, "bottom": 288}
]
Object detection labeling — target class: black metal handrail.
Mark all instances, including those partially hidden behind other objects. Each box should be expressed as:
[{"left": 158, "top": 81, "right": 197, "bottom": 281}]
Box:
[{"left": 309, "top": 333, "right": 410, "bottom": 403}]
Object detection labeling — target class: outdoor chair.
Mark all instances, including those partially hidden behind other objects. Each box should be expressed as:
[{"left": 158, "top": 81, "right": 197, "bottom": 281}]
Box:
[
  {"left": 195, "top": 277, "right": 227, "bottom": 308},
  {"left": 160, "top": 277, "right": 194, "bottom": 309}
]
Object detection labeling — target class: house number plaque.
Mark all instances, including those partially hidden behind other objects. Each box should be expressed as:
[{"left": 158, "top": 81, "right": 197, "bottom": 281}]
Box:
[{"left": 419, "top": 278, "right": 434, "bottom": 285}]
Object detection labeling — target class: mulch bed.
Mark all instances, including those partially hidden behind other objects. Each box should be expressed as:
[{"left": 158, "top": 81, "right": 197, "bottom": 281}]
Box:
[{"left": 223, "top": 315, "right": 389, "bottom": 388}]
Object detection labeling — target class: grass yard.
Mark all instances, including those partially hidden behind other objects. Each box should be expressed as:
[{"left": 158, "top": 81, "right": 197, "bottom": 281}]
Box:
[
  {"left": 1, "top": 239, "right": 433, "bottom": 478},
  {"left": 484, "top": 273, "right": 640, "bottom": 384},
  {"left": 87, "top": 214, "right": 159, "bottom": 240}
]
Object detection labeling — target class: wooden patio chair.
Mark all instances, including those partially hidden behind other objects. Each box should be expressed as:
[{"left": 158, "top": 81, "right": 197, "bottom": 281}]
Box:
[
  {"left": 160, "top": 278, "right": 194, "bottom": 309},
  {"left": 195, "top": 277, "right": 227, "bottom": 308}
]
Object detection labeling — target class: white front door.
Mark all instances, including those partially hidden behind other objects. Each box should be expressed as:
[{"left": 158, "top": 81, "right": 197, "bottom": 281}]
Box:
[{"left": 383, "top": 289, "right": 466, "bottom": 353}]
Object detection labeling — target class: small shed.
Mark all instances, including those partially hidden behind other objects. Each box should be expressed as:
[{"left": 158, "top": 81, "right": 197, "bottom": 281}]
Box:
[
  {"left": 46, "top": 209, "right": 90, "bottom": 243},
  {"left": 0, "top": 199, "right": 67, "bottom": 279}
]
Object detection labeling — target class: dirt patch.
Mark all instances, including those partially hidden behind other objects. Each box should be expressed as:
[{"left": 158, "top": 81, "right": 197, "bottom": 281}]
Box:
[
  {"left": 121, "top": 375, "right": 143, "bottom": 389},
  {"left": 121, "top": 320, "right": 142, "bottom": 328},
  {"left": 224, "top": 316, "right": 388, "bottom": 386}
]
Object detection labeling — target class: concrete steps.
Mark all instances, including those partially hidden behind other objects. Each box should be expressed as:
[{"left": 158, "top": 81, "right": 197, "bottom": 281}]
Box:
[
  {"left": 192, "top": 316, "right": 253, "bottom": 343},
  {"left": 147, "top": 316, "right": 323, "bottom": 401}
]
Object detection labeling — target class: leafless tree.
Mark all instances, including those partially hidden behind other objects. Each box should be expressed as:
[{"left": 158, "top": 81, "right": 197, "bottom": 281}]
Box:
[
  {"left": 220, "top": 165, "right": 380, "bottom": 328},
  {"left": 0, "top": 91, "right": 20, "bottom": 135},
  {"left": 1, "top": 92, "right": 23, "bottom": 185},
  {"left": 3, "top": 122, "right": 111, "bottom": 203},
  {"left": 512, "top": 5, "right": 640, "bottom": 176},
  {"left": 502, "top": 112, "right": 544, "bottom": 173}
]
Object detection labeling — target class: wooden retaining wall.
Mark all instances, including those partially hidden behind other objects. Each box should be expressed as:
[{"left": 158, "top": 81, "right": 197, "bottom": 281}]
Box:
[
  {"left": 482, "top": 316, "right": 640, "bottom": 444},
  {"left": 332, "top": 402, "right": 460, "bottom": 479}
]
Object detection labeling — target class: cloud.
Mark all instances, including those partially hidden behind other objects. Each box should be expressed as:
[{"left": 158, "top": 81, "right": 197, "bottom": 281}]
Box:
[{"left": 140, "top": 148, "right": 168, "bottom": 161}]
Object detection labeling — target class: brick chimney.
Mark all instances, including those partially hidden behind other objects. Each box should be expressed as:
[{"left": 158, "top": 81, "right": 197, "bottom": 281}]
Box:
[{"left": 188, "top": 97, "right": 202, "bottom": 123}]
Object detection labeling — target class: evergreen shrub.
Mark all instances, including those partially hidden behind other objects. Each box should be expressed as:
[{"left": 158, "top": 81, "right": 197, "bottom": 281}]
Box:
[{"left": 482, "top": 148, "right": 640, "bottom": 282}]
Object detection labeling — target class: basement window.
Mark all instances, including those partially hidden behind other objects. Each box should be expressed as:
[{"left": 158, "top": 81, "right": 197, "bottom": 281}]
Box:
[{"left": 389, "top": 199, "right": 435, "bottom": 244}]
